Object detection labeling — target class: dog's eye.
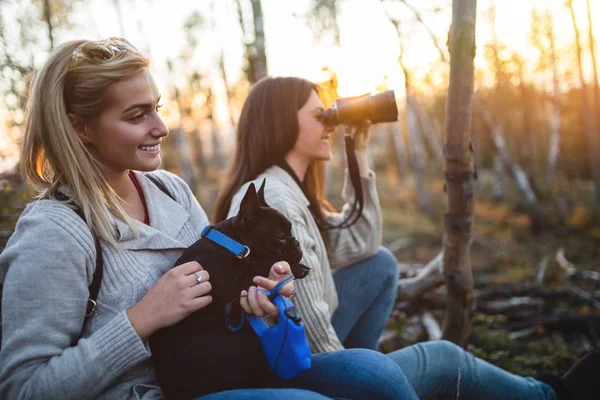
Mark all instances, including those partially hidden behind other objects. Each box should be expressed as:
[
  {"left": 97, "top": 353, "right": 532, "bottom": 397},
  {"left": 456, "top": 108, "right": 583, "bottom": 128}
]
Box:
[{"left": 277, "top": 234, "right": 287, "bottom": 241}]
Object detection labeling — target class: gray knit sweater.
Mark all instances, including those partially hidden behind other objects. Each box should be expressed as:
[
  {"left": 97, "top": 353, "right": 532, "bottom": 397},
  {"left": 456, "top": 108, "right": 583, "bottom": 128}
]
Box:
[
  {"left": 228, "top": 166, "right": 383, "bottom": 353},
  {"left": 0, "top": 170, "right": 209, "bottom": 400}
]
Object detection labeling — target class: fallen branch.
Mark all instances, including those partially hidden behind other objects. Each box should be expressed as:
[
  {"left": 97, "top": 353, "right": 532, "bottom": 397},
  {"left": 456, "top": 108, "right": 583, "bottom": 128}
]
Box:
[
  {"left": 569, "top": 286, "right": 600, "bottom": 309},
  {"left": 475, "top": 283, "right": 569, "bottom": 301},
  {"left": 556, "top": 248, "right": 576, "bottom": 275},
  {"left": 507, "top": 314, "right": 600, "bottom": 332},
  {"left": 421, "top": 312, "right": 442, "bottom": 341},
  {"left": 536, "top": 255, "right": 550, "bottom": 285},
  {"left": 387, "top": 237, "right": 415, "bottom": 254},
  {"left": 476, "top": 296, "right": 545, "bottom": 315},
  {"left": 397, "top": 252, "right": 444, "bottom": 300}
]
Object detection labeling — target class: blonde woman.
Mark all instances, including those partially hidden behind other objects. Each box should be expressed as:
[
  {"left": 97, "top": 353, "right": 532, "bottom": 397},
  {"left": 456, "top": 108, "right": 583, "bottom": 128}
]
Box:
[{"left": 0, "top": 39, "right": 420, "bottom": 400}]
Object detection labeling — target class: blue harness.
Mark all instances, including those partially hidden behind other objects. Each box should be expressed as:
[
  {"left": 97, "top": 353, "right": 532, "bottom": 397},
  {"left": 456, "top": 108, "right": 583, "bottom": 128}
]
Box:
[{"left": 201, "top": 225, "right": 312, "bottom": 379}]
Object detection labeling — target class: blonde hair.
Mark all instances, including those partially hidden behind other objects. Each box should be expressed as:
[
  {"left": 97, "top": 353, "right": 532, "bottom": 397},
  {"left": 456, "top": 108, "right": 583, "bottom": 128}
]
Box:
[{"left": 21, "top": 39, "right": 150, "bottom": 250}]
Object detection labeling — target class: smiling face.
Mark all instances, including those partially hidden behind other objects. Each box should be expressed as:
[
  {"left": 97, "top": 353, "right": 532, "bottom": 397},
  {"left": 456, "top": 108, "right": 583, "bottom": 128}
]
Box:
[
  {"left": 288, "top": 90, "right": 336, "bottom": 164},
  {"left": 84, "top": 68, "right": 168, "bottom": 176}
]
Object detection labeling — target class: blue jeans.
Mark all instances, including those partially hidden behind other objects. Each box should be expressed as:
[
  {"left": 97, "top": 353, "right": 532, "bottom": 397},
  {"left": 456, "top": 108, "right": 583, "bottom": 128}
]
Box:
[
  {"left": 331, "top": 247, "right": 399, "bottom": 349},
  {"left": 331, "top": 249, "right": 556, "bottom": 399},
  {"left": 389, "top": 340, "right": 556, "bottom": 400},
  {"left": 199, "top": 349, "right": 419, "bottom": 400}
]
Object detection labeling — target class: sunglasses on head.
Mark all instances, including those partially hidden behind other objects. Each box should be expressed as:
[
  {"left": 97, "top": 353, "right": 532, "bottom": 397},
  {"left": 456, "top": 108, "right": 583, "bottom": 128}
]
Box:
[{"left": 71, "top": 37, "right": 138, "bottom": 66}]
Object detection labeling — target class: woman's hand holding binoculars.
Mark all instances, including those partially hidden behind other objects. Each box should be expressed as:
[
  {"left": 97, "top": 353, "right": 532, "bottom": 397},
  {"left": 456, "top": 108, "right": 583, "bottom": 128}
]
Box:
[{"left": 351, "top": 120, "right": 372, "bottom": 151}]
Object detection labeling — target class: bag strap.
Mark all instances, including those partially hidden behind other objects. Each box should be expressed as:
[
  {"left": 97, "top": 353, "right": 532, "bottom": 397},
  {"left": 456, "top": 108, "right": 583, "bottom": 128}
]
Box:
[
  {"left": 53, "top": 192, "right": 103, "bottom": 319},
  {"left": 145, "top": 173, "right": 175, "bottom": 201}
]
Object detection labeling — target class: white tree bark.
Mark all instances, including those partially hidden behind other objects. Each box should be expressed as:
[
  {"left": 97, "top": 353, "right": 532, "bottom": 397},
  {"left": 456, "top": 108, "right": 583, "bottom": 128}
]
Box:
[
  {"left": 414, "top": 98, "right": 444, "bottom": 161},
  {"left": 406, "top": 95, "right": 431, "bottom": 214}
]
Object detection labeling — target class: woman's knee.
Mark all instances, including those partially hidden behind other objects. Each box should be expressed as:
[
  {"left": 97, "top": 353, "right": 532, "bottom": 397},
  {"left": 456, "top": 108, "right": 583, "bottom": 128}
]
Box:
[
  {"left": 419, "top": 340, "right": 465, "bottom": 377},
  {"left": 371, "top": 247, "right": 400, "bottom": 281},
  {"left": 325, "top": 349, "right": 417, "bottom": 399}
]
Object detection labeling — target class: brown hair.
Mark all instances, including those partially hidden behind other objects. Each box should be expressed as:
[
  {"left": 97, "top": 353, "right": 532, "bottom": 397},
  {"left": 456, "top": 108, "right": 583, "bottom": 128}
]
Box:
[{"left": 214, "top": 76, "right": 334, "bottom": 223}]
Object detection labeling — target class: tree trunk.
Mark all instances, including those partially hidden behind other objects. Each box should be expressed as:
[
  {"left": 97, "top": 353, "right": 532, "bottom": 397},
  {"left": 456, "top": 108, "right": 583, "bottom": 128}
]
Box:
[
  {"left": 568, "top": 0, "right": 600, "bottom": 207},
  {"left": 407, "top": 94, "right": 432, "bottom": 215},
  {"left": 250, "top": 0, "right": 268, "bottom": 82},
  {"left": 189, "top": 129, "right": 207, "bottom": 180},
  {"left": 167, "top": 61, "right": 196, "bottom": 192},
  {"left": 442, "top": 0, "right": 477, "bottom": 347},
  {"left": 586, "top": 0, "right": 600, "bottom": 189},
  {"left": 42, "top": 0, "right": 54, "bottom": 50},
  {"left": 414, "top": 97, "right": 444, "bottom": 161},
  {"left": 492, "top": 155, "right": 504, "bottom": 203},
  {"left": 398, "top": 55, "right": 431, "bottom": 214},
  {"left": 546, "top": 9, "right": 561, "bottom": 186},
  {"left": 219, "top": 51, "right": 237, "bottom": 126},
  {"left": 516, "top": 60, "right": 536, "bottom": 178},
  {"left": 388, "top": 121, "right": 407, "bottom": 187}
]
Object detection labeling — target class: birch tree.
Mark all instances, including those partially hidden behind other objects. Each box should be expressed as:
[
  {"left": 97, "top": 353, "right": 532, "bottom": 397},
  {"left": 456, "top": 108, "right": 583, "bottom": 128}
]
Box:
[
  {"left": 530, "top": 9, "right": 562, "bottom": 186},
  {"left": 567, "top": 0, "right": 600, "bottom": 207},
  {"left": 586, "top": 0, "right": 600, "bottom": 188},
  {"left": 442, "top": 0, "right": 477, "bottom": 346},
  {"left": 236, "top": 0, "right": 268, "bottom": 84}
]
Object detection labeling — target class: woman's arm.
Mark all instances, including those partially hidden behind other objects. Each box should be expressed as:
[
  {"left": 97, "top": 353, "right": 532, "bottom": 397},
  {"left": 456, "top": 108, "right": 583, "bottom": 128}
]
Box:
[{"left": 0, "top": 204, "right": 150, "bottom": 400}]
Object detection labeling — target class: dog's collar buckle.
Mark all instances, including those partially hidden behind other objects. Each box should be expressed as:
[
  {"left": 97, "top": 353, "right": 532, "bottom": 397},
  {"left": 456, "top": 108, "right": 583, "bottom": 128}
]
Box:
[
  {"left": 235, "top": 245, "right": 251, "bottom": 259},
  {"left": 201, "top": 225, "right": 251, "bottom": 260}
]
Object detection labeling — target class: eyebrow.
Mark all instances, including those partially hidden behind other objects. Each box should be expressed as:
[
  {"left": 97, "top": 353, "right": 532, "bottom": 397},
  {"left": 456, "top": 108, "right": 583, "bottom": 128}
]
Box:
[{"left": 122, "top": 95, "right": 162, "bottom": 114}]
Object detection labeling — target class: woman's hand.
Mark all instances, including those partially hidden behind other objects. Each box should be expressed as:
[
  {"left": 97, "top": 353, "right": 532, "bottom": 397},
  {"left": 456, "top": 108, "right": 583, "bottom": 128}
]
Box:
[
  {"left": 127, "top": 261, "right": 212, "bottom": 341},
  {"left": 240, "top": 261, "right": 295, "bottom": 318},
  {"left": 352, "top": 120, "right": 372, "bottom": 151}
]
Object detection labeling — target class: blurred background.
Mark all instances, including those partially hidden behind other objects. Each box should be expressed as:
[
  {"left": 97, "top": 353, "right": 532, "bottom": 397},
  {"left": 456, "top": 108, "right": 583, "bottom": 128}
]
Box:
[{"left": 2, "top": 0, "right": 600, "bottom": 377}]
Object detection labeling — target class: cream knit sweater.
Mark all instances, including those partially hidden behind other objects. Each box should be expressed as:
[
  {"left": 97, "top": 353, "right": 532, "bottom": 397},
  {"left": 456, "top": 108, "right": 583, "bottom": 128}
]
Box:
[{"left": 228, "top": 166, "right": 382, "bottom": 353}]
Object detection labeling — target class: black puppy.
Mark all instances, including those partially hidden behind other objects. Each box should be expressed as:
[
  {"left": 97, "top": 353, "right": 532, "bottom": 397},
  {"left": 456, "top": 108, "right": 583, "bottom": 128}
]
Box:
[{"left": 150, "top": 180, "right": 310, "bottom": 400}]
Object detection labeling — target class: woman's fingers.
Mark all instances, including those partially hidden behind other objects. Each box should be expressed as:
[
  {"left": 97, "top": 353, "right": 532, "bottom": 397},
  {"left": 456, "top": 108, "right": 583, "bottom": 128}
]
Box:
[
  {"left": 256, "top": 290, "right": 279, "bottom": 317},
  {"left": 240, "top": 290, "right": 251, "bottom": 314},
  {"left": 266, "top": 261, "right": 291, "bottom": 281},
  {"left": 176, "top": 260, "right": 203, "bottom": 275},
  {"left": 190, "top": 294, "right": 213, "bottom": 309},
  {"left": 242, "top": 286, "right": 279, "bottom": 318},
  {"left": 189, "top": 280, "right": 212, "bottom": 298},
  {"left": 188, "top": 269, "right": 210, "bottom": 288},
  {"left": 246, "top": 286, "right": 266, "bottom": 317}
]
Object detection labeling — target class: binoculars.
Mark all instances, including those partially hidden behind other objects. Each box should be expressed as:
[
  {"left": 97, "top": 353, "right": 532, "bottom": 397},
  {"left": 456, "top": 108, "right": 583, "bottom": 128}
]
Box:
[{"left": 321, "top": 90, "right": 398, "bottom": 126}]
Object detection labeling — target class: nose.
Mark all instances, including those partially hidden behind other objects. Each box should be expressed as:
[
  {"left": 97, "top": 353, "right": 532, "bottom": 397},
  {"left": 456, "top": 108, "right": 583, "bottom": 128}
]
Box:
[{"left": 151, "top": 113, "right": 169, "bottom": 138}]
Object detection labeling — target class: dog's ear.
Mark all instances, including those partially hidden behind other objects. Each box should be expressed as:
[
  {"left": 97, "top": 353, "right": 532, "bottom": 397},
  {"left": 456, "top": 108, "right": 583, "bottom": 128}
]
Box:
[
  {"left": 237, "top": 183, "right": 260, "bottom": 227},
  {"left": 257, "top": 179, "right": 269, "bottom": 207}
]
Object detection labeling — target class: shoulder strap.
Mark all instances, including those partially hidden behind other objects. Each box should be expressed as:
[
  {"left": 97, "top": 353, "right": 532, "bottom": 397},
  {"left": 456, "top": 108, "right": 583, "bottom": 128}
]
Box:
[
  {"left": 53, "top": 192, "right": 102, "bottom": 319},
  {"left": 145, "top": 173, "right": 175, "bottom": 201}
]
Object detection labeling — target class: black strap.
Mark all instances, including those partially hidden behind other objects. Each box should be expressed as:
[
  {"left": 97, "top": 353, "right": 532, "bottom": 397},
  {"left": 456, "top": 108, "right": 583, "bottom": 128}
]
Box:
[
  {"left": 145, "top": 173, "right": 175, "bottom": 201},
  {"left": 53, "top": 192, "right": 103, "bottom": 319}
]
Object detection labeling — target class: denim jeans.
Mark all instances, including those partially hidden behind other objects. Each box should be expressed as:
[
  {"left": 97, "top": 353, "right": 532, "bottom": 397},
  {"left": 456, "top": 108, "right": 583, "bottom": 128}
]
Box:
[
  {"left": 388, "top": 340, "right": 556, "bottom": 400},
  {"left": 198, "top": 349, "right": 419, "bottom": 400},
  {"left": 330, "top": 249, "right": 556, "bottom": 400},
  {"left": 331, "top": 247, "right": 399, "bottom": 350}
]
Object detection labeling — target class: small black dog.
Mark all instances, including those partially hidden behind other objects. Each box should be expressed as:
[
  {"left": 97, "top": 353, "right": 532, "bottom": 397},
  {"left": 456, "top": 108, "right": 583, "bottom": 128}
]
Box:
[{"left": 150, "top": 180, "right": 310, "bottom": 400}]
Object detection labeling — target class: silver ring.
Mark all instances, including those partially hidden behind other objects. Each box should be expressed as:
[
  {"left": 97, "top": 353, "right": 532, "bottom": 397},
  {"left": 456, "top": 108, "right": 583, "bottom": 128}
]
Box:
[{"left": 194, "top": 271, "right": 203, "bottom": 285}]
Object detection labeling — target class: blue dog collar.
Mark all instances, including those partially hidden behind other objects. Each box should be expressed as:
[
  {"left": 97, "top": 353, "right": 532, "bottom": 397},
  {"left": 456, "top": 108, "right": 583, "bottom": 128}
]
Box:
[{"left": 201, "top": 225, "right": 250, "bottom": 259}]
